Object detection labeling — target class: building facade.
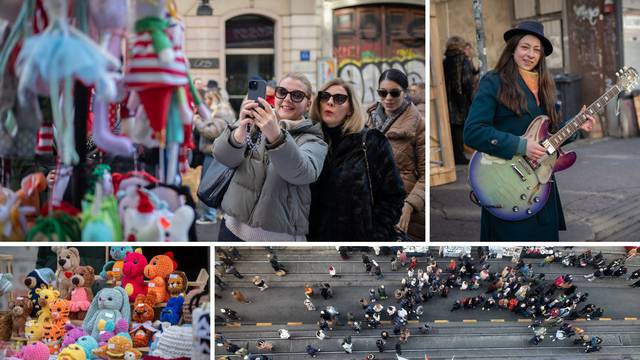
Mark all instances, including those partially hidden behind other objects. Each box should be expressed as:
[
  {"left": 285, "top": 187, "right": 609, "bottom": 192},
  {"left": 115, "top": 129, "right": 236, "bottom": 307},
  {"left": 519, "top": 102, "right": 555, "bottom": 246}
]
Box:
[{"left": 176, "top": 0, "right": 425, "bottom": 110}]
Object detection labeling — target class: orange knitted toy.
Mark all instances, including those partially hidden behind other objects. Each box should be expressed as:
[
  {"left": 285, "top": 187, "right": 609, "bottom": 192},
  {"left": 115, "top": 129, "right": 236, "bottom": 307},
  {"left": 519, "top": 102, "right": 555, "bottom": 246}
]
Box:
[{"left": 143, "top": 252, "right": 177, "bottom": 304}]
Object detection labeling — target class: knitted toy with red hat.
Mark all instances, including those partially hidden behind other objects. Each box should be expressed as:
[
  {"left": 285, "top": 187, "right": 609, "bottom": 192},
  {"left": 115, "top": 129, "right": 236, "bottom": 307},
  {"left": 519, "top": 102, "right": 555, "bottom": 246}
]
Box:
[
  {"left": 122, "top": 248, "right": 148, "bottom": 302},
  {"left": 123, "top": 190, "right": 163, "bottom": 242}
]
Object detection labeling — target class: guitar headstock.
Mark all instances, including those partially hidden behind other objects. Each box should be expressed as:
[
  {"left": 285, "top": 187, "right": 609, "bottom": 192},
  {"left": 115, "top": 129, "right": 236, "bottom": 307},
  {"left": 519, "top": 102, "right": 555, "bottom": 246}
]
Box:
[{"left": 616, "top": 66, "right": 639, "bottom": 91}]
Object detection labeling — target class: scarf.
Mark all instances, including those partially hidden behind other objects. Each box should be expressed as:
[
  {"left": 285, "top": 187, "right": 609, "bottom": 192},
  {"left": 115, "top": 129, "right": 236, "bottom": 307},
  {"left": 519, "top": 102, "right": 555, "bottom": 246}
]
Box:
[
  {"left": 518, "top": 68, "right": 540, "bottom": 106},
  {"left": 370, "top": 97, "right": 411, "bottom": 133}
]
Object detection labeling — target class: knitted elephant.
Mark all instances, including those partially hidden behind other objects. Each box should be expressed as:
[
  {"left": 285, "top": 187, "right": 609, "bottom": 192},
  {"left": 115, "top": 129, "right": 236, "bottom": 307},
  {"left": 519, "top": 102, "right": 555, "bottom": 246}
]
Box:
[{"left": 82, "top": 286, "right": 130, "bottom": 340}]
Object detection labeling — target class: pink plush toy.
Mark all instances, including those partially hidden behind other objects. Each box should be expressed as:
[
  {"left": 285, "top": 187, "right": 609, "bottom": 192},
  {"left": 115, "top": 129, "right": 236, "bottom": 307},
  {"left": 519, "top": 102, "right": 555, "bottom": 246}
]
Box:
[
  {"left": 62, "top": 323, "right": 88, "bottom": 348},
  {"left": 18, "top": 341, "right": 50, "bottom": 360},
  {"left": 122, "top": 248, "right": 148, "bottom": 301}
]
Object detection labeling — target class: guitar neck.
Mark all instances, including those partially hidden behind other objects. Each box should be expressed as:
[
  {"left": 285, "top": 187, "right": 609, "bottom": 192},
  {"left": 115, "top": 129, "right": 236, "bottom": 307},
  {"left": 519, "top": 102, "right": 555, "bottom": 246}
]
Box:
[{"left": 547, "top": 85, "right": 621, "bottom": 148}]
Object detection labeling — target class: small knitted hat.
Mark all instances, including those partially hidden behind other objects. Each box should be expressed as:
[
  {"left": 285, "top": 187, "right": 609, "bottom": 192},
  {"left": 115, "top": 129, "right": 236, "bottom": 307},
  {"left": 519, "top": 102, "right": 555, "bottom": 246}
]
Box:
[
  {"left": 150, "top": 325, "right": 193, "bottom": 358},
  {"left": 35, "top": 267, "right": 56, "bottom": 285}
]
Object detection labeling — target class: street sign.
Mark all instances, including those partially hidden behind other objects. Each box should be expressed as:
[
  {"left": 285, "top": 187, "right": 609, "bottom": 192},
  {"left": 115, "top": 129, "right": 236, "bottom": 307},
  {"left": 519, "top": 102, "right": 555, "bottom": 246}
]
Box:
[
  {"left": 189, "top": 58, "right": 219, "bottom": 69},
  {"left": 300, "top": 50, "right": 310, "bottom": 61}
]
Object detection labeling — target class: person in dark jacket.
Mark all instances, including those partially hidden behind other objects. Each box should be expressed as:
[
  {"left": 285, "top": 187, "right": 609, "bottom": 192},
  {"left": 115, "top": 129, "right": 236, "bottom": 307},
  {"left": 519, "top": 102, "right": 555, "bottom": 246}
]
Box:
[
  {"left": 463, "top": 21, "right": 595, "bottom": 241},
  {"left": 308, "top": 78, "right": 405, "bottom": 241},
  {"left": 443, "top": 36, "right": 477, "bottom": 165}
]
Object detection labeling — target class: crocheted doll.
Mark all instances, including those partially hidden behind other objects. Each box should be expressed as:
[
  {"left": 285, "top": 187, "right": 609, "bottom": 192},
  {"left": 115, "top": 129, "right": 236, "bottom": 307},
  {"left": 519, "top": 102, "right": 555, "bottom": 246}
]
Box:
[
  {"left": 69, "top": 265, "right": 95, "bottom": 320},
  {"left": 24, "top": 267, "right": 56, "bottom": 316},
  {"left": 122, "top": 248, "right": 148, "bottom": 301},
  {"left": 144, "top": 252, "right": 177, "bottom": 304},
  {"left": 100, "top": 246, "right": 133, "bottom": 282}
]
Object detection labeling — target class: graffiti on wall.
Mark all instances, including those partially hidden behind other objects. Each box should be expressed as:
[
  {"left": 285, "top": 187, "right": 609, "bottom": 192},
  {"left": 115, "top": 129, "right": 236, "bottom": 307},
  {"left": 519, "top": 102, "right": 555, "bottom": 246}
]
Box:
[{"left": 337, "top": 49, "right": 425, "bottom": 104}]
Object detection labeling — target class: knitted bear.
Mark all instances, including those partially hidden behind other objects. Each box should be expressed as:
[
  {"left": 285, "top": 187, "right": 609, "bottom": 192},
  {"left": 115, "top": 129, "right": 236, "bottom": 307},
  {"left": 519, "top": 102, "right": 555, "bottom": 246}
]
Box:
[
  {"left": 100, "top": 246, "right": 133, "bottom": 282},
  {"left": 53, "top": 247, "right": 81, "bottom": 299},
  {"left": 132, "top": 293, "right": 156, "bottom": 324},
  {"left": 143, "top": 252, "right": 176, "bottom": 304},
  {"left": 70, "top": 265, "right": 95, "bottom": 320},
  {"left": 25, "top": 320, "right": 43, "bottom": 342},
  {"left": 122, "top": 248, "right": 148, "bottom": 301},
  {"left": 24, "top": 267, "right": 56, "bottom": 317},
  {"left": 10, "top": 296, "right": 33, "bottom": 337},
  {"left": 166, "top": 271, "right": 188, "bottom": 297}
]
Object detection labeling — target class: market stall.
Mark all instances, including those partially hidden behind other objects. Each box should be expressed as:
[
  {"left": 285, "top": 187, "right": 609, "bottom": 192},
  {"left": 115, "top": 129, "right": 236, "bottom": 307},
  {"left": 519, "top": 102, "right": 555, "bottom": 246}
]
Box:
[
  {"left": 0, "top": 0, "right": 205, "bottom": 241},
  {"left": 0, "top": 246, "right": 210, "bottom": 360}
]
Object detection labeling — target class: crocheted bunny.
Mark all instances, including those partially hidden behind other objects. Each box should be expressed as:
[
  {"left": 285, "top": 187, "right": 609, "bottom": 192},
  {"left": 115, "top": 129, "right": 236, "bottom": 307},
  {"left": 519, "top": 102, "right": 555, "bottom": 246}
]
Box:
[{"left": 82, "top": 287, "right": 130, "bottom": 340}]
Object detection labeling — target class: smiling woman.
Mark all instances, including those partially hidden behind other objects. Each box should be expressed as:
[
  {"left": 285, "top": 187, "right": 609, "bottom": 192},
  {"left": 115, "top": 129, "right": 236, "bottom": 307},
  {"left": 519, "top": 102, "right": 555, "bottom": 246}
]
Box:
[{"left": 212, "top": 73, "right": 328, "bottom": 241}]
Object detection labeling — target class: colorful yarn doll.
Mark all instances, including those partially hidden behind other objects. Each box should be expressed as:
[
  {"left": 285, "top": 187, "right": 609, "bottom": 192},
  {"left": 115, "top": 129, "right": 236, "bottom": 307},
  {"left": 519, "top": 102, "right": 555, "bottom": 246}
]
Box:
[
  {"left": 86, "top": 0, "right": 134, "bottom": 156},
  {"left": 122, "top": 248, "right": 148, "bottom": 301},
  {"left": 17, "top": 341, "right": 50, "bottom": 360},
  {"left": 15, "top": 0, "right": 120, "bottom": 164},
  {"left": 100, "top": 246, "right": 133, "bottom": 282},
  {"left": 143, "top": 252, "right": 177, "bottom": 304}
]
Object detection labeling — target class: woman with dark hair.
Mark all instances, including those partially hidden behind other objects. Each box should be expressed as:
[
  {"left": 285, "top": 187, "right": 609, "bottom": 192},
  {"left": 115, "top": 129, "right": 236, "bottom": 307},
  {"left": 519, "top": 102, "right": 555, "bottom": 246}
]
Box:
[
  {"left": 443, "top": 36, "right": 477, "bottom": 164},
  {"left": 308, "top": 78, "right": 405, "bottom": 241},
  {"left": 367, "top": 69, "right": 425, "bottom": 241},
  {"left": 463, "top": 21, "right": 595, "bottom": 241}
]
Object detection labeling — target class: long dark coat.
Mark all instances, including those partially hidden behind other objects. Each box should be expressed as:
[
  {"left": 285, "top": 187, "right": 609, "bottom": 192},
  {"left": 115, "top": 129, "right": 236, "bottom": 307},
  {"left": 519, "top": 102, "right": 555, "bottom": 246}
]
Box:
[
  {"left": 308, "top": 128, "right": 405, "bottom": 241},
  {"left": 463, "top": 71, "right": 569, "bottom": 241}
]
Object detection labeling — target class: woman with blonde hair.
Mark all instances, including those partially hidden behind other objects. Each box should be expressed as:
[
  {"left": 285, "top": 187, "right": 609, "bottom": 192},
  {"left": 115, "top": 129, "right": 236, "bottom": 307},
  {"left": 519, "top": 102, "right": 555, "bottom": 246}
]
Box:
[
  {"left": 308, "top": 78, "right": 405, "bottom": 241},
  {"left": 213, "top": 72, "right": 327, "bottom": 241}
]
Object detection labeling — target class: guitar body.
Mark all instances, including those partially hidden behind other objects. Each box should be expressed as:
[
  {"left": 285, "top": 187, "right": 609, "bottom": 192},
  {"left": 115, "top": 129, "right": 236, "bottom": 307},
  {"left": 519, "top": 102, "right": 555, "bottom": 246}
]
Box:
[{"left": 468, "top": 115, "right": 576, "bottom": 221}]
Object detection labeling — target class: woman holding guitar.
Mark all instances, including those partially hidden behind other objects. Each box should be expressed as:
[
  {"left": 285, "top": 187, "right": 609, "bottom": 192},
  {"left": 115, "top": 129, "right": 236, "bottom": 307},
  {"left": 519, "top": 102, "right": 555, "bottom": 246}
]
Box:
[{"left": 463, "top": 21, "right": 595, "bottom": 241}]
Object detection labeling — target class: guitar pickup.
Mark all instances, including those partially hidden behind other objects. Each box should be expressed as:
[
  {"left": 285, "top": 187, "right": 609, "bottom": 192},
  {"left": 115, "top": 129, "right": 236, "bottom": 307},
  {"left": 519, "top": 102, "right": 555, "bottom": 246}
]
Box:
[
  {"left": 542, "top": 140, "right": 556, "bottom": 155},
  {"left": 511, "top": 164, "right": 527, "bottom": 181}
]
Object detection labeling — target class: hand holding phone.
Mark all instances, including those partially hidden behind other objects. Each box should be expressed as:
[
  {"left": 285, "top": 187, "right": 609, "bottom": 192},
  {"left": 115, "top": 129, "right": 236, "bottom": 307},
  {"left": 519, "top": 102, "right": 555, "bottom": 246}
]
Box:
[{"left": 247, "top": 79, "right": 267, "bottom": 109}]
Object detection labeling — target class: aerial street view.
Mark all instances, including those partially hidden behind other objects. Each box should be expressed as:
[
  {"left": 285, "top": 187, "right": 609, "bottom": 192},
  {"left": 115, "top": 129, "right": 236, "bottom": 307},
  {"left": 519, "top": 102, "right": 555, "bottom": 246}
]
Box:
[{"left": 214, "top": 246, "right": 640, "bottom": 359}]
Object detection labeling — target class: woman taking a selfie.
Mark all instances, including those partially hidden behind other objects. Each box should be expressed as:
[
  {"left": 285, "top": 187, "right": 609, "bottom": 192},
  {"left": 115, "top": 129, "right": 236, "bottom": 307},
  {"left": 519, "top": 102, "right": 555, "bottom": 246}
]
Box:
[
  {"left": 367, "top": 69, "right": 425, "bottom": 240},
  {"left": 463, "top": 21, "right": 594, "bottom": 241},
  {"left": 213, "top": 73, "right": 328, "bottom": 241},
  {"left": 308, "top": 79, "right": 405, "bottom": 241}
]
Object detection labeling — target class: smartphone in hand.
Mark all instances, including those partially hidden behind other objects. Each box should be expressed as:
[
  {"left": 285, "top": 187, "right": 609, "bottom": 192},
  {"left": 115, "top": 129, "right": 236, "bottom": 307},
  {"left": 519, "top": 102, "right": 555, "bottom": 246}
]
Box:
[{"left": 247, "top": 79, "right": 267, "bottom": 109}]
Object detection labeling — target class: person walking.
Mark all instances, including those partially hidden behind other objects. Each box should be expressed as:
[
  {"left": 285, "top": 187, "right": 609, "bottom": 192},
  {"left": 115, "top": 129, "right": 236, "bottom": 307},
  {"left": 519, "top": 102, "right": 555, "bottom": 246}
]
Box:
[
  {"left": 316, "top": 329, "right": 327, "bottom": 340},
  {"left": 329, "top": 265, "right": 341, "bottom": 278},
  {"left": 378, "top": 285, "right": 388, "bottom": 300},
  {"left": 376, "top": 339, "right": 385, "bottom": 352},
  {"left": 256, "top": 339, "right": 274, "bottom": 351},
  {"left": 253, "top": 276, "right": 269, "bottom": 291},
  {"left": 304, "top": 298, "right": 316, "bottom": 311},
  {"left": 321, "top": 283, "right": 333, "bottom": 299},
  {"left": 225, "top": 265, "right": 244, "bottom": 279},
  {"left": 374, "top": 265, "right": 384, "bottom": 280},
  {"left": 231, "top": 290, "right": 252, "bottom": 304},
  {"left": 398, "top": 250, "right": 408, "bottom": 267},
  {"left": 306, "top": 344, "right": 320, "bottom": 358},
  {"left": 305, "top": 283, "right": 314, "bottom": 298},
  {"left": 278, "top": 329, "right": 291, "bottom": 339},
  {"left": 213, "top": 72, "right": 328, "bottom": 241},
  {"left": 342, "top": 336, "right": 353, "bottom": 353},
  {"left": 220, "top": 308, "right": 240, "bottom": 322},
  {"left": 269, "top": 255, "right": 287, "bottom": 275}
]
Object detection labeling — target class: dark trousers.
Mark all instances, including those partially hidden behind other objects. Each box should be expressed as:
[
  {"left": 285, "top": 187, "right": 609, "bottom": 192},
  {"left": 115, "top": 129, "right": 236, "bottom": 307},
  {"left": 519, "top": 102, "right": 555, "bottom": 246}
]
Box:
[
  {"left": 218, "top": 219, "right": 245, "bottom": 241},
  {"left": 451, "top": 123, "right": 468, "bottom": 165}
]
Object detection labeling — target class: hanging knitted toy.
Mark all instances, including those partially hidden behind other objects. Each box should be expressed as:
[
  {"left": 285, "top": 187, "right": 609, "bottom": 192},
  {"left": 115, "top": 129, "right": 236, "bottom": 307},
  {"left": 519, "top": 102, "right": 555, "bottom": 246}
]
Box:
[
  {"left": 15, "top": 0, "right": 120, "bottom": 165},
  {"left": 88, "top": 0, "right": 135, "bottom": 157}
]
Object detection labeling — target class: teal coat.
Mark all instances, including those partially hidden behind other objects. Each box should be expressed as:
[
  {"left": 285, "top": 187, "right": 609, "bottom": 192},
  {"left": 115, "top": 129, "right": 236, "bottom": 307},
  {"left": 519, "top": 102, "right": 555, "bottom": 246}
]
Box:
[{"left": 463, "top": 71, "right": 567, "bottom": 241}]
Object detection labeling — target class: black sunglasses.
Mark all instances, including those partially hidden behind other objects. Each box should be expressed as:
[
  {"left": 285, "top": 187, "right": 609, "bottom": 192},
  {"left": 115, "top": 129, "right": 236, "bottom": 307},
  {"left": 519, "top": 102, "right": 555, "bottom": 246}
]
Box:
[
  {"left": 318, "top": 91, "right": 349, "bottom": 105},
  {"left": 377, "top": 88, "right": 403, "bottom": 98},
  {"left": 275, "top": 86, "right": 308, "bottom": 103}
]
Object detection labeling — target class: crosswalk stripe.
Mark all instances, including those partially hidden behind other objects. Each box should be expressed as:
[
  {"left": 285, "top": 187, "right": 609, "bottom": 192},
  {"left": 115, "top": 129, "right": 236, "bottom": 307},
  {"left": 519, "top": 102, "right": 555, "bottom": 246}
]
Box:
[
  {"left": 434, "top": 320, "right": 449, "bottom": 323},
  {"left": 517, "top": 319, "right": 532, "bottom": 323},
  {"left": 598, "top": 317, "right": 612, "bottom": 321},
  {"left": 225, "top": 323, "right": 241, "bottom": 327},
  {"left": 287, "top": 322, "right": 303, "bottom": 326},
  {"left": 574, "top": 318, "right": 587, "bottom": 322},
  {"left": 463, "top": 319, "right": 477, "bottom": 323},
  {"left": 490, "top": 319, "right": 505, "bottom": 322},
  {"left": 408, "top": 320, "right": 419, "bottom": 324},
  {"left": 624, "top": 317, "right": 638, "bottom": 321},
  {"left": 256, "top": 322, "right": 272, "bottom": 326}
]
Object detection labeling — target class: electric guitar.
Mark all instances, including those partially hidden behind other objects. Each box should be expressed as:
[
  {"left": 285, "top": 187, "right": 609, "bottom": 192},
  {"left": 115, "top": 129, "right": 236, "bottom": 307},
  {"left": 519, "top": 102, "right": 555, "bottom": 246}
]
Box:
[{"left": 468, "top": 66, "right": 639, "bottom": 221}]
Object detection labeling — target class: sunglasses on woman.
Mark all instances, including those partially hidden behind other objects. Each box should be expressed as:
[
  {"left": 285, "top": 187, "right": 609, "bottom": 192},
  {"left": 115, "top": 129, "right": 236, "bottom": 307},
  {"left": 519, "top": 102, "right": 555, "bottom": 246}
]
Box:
[
  {"left": 275, "top": 86, "right": 308, "bottom": 103},
  {"left": 317, "top": 91, "right": 349, "bottom": 105},
  {"left": 377, "top": 88, "right": 403, "bottom": 98}
]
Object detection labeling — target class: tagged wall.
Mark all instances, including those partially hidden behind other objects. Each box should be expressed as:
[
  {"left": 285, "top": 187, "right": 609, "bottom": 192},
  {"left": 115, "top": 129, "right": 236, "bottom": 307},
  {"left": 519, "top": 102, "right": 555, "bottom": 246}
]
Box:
[{"left": 332, "top": 4, "right": 425, "bottom": 104}]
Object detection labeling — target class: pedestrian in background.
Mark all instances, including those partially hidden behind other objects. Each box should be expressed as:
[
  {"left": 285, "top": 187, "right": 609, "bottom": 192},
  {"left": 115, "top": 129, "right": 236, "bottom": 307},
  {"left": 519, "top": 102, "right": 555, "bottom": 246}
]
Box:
[
  {"left": 306, "top": 344, "right": 320, "bottom": 358},
  {"left": 252, "top": 276, "right": 269, "bottom": 291},
  {"left": 304, "top": 298, "right": 316, "bottom": 311},
  {"left": 278, "top": 329, "right": 291, "bottom": 339},
  {"left": 329, "top": 265, "right": 341, "bottom": 278},
  {"left": 231, "top": 290, "right": 252, "bottom": 304},
  {"left": 443, "top": 36, "right": 476, "bottom": 165},
  {"left": 304, "top": 283, "right": 314, "bottom": 298},
  {"left": 342, "top": 336, "right": 353, "bottom": 353},
  {"left": 225, "top": 265, "right": 244, "bottom": 279}
]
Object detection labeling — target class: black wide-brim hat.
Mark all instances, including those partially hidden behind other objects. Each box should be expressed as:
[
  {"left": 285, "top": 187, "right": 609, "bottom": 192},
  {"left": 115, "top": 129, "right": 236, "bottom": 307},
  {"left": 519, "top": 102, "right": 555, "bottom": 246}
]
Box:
[{"left": 503, "top": 20, "right": 553, "bottom": 56}]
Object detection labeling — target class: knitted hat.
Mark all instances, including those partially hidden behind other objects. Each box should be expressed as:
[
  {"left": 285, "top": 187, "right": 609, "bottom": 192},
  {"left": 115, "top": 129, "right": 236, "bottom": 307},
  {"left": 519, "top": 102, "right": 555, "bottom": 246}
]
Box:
[
  {"left": 137, "top": 190, "right": 154, "bottom": 214},
  {"left": 151, "top": 325, "right": 193, "bottom": 358},
  {"left": 35, "top": 268, "right": 56, "bottom": 285}
]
